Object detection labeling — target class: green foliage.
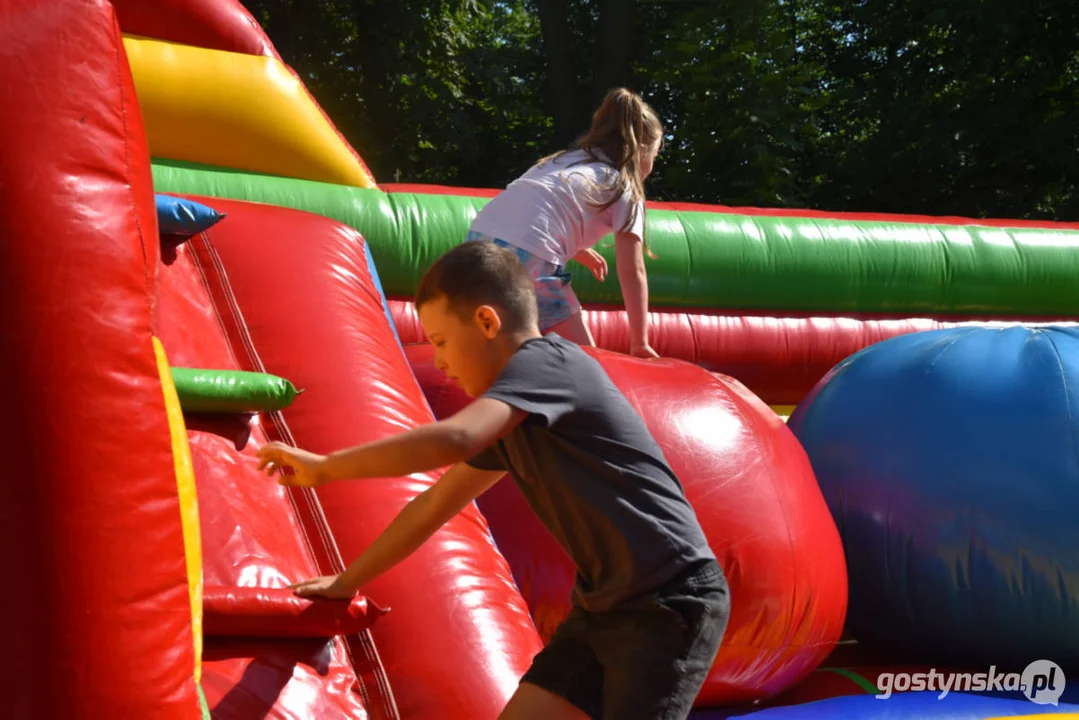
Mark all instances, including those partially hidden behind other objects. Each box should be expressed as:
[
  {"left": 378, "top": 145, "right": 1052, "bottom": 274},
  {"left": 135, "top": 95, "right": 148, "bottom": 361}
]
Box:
[
  {"left": 634, "top": 0, "right": 826, "bottom": 207},
  {"left": 797, "top": 0, "right": 1079, "bottom": 219},
  {"left": 244, "top": 0, "right": 1078, "bottom": 220},
  {"left": 245, "top": 0, "right": 550, "bottom": 185}
]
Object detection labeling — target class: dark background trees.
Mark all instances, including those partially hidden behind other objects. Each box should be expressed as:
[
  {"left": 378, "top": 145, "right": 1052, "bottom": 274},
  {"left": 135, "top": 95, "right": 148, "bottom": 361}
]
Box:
[{"left": 244, "top": 0, "right": 1079, "bottom": 219}]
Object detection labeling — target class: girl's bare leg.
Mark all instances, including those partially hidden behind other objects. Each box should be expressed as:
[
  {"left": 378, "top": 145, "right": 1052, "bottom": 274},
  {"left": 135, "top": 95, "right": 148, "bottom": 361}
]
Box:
[{"left": 546, "top": 311, "right": 595, "bottom": 347}]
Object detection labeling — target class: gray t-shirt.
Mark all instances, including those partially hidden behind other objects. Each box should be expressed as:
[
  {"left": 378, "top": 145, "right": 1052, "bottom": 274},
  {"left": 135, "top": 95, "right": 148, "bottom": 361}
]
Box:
[{"left": 465, "top": 335, "right": 716, "bottom": 612}]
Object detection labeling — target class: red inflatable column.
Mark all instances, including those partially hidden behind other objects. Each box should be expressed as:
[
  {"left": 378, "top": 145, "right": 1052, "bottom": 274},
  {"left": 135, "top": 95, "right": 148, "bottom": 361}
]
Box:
[
  {"left": 188, "top": 196, "right": 543, "bottom": 720},
  {"left": 406, "top": 343, "right": 849, "bottom": 707},
  {"left": 0, "top": 0, "right": 200, "bottom": 716},
  {"left": 111, "top": 0, "right": 282, "bottom": 60}
]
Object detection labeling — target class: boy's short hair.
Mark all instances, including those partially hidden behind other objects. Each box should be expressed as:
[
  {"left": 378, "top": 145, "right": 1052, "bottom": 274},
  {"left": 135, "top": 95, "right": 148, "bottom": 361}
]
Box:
[{"left": 415, "top": 241, "right": 538, "bottom": 331}]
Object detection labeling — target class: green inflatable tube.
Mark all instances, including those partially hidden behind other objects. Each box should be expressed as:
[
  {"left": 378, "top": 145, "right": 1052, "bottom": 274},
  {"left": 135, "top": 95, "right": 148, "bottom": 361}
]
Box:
[
  {"left": 171, "top": 367, "right": 301, "bottom": 413},
  {"left": 198, "top": 683, "right": 211, "bottom": 720},
  {"left": 152, "top": 158, "right": 1079, "bottom": 317}
]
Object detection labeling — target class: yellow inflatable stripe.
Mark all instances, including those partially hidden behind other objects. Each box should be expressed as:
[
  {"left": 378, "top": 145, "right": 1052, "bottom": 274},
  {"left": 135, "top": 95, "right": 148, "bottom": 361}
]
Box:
[
  {"left": 123, "top": 36, "right": 376, "bottom": 188},
  {"left": 984, "top": 715, "right": 1079, "bottom": 719},
  {"left": 153, "top": 336, "right": 204, "bottom": 684}
]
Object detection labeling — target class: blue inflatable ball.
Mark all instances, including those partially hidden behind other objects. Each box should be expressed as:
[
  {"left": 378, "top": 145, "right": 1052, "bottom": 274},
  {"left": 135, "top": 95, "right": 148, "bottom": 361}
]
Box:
[{"left": 787, "top": 326, "right": 1079, "bottom": 668}]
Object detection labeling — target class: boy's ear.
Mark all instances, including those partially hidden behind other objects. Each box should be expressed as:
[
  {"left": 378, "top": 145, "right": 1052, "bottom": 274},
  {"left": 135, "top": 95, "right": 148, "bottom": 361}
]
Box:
[{"left": 474, "top": 305, "right": 503, "bottom": 338}]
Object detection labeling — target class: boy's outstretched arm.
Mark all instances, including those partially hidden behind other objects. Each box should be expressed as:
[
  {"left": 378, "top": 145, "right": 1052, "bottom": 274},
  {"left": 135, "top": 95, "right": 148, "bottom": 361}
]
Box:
[
  {"left": 291, "top": 461, "right": 508, "bottom": 598},
  {"left": 257, "top": 398, "right": 526, "bottom": 486}
]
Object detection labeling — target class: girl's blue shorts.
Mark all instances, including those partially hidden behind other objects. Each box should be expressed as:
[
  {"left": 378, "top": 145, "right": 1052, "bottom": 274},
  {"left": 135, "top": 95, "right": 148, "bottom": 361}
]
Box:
[{"left": 466, "top": 230, "right": 581, "bottom": 330}]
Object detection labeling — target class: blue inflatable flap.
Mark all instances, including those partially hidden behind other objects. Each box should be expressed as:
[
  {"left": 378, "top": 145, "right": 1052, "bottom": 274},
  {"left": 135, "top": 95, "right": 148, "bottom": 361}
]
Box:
[{"left": 156, "top": 193, "right": 226, "bottom": 237}]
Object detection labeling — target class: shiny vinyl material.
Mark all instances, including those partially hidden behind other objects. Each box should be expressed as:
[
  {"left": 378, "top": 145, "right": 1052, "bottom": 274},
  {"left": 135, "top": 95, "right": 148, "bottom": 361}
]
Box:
[
  {"left": 788, "top": 326, "right": 1079, "bottom": 668},
  {"left": 203, "top": 586, "right": 387, "bottom": 639},
  {"left": 111, "top": 0, "right": 282, "bottom": 59},
  {"left": 150, "top": 163, "right": 1079, "bottom": 315},
  {"left": 154, "top": 336, "right": 206, "bottom": 687},
  {"left": 189, "top": 195, "right": 544, "bottom": 720},
  {"left": 389, "top": 298, "right": 1079, "bottom": 406},
  {"left": 170, "top": 367, "right": 302, "bottom": 413},
  {"left": 405, "top": 343, "right": 848, "bottom": 706},
  {"left": 157, "top": 236, "right": 379, "bottom": 718},
  {"left": 0, "top": 0, "right": 199, "bottom": 715},
  {"left": 125, "top": 36, "right": 377, "bottom": 188}
]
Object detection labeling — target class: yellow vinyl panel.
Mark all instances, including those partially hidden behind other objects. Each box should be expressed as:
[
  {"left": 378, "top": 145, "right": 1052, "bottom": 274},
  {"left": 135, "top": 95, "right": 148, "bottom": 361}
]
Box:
[
  {"left": 153, "top": 336, "right": 204, "bottom": 684},
  {"left": 123, "top": 35, "right": 377, "bottom": 188}
]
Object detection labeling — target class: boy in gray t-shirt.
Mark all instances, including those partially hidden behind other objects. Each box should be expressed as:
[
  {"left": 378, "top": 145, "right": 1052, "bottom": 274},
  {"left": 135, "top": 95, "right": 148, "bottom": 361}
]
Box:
[{"left": 257, "top": 240, "right": 730, "bottom": 720}]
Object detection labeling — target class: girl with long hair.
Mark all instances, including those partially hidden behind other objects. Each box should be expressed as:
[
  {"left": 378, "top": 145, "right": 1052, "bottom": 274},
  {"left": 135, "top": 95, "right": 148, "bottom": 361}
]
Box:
[{"left": 466, "top": 87, "right": 664, "bottom": 359}]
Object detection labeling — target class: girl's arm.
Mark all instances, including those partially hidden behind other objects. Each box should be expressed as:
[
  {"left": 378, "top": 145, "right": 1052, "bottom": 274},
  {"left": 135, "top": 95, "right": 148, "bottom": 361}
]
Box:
[
  {"left": 571, "top": 247, "right": 608, "bottom": 282},
  {"left": 615, "top": 232, "right": 659, "bottom": 359}
]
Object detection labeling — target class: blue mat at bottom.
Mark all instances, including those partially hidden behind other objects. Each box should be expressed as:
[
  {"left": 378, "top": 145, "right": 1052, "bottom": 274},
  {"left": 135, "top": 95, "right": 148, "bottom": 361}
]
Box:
[{"left": 689, "top": 692, "right": 1079, "bottom": 719}]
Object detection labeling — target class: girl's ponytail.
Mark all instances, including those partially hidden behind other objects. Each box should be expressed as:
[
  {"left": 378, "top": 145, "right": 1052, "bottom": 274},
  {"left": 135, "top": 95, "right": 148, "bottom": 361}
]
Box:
[
  {"left": 537, "top": 88, "right": 662, "bottom": 259},
  {"left": 569, "top": 88, "right": 663, "bottom": 258}
]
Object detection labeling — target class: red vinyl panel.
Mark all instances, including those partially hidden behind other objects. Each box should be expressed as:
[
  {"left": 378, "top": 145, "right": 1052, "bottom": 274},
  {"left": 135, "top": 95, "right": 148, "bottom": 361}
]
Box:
[
  {"left": 188, "top": 196, "right": 543, "bottom": 720},
  {"left": 380, "top": 183, "right": 500, "bottom": 198},
  {"left": 157, "top": 241, "right": 378, "bottom": 719},
  {"left": 388, "top": 298, "right": 1079, "bottom": 405},
  {"left": 111, "top": 0, "right": 282, "bottom": 60},
  {"left": 405, "top": 343, "right": 848, "bottom": 706},
  {"left": 203, "top": 587, "right": 386, "bottom": 639},
  {"left": 200, "top": 638, "right": 370, "bottom": 719},
  {"left": 0, "top": 0, "right": 199, "bottom": 716}
]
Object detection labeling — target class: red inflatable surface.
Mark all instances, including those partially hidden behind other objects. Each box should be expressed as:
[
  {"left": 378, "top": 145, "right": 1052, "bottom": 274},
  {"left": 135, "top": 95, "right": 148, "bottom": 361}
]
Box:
[
  {"left": 404, "top": 342, "right": 848, "bottom": 706},
  {"left": 203, "top": 587, "right": 387, "bottom": 639},
  {"left": 156, "top": 240, "right": 387, "bottom": 718},
  {"left": 112, "top": 0, "right": 281, "bottom": 60},
  {"left": 390, "top": 300, "right": 1077, "bottom": 405},
  {"left": 0, "top": 1, "right": 200, "bottom": 716},
  {"left": 185, "top": 196, "right": 543, "bottom": 720}
]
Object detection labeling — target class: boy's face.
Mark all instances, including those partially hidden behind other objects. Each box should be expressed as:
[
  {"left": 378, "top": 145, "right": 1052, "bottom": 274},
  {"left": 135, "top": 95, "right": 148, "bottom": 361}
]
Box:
[{"left": 417, "top": 295, "right": 506, "bottom": 398}]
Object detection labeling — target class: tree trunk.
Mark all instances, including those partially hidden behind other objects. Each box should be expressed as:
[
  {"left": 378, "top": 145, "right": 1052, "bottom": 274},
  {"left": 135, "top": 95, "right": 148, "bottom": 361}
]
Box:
[
  {"left": 535, "top": 0, "right": 581, "bottom": 147},
  {"left": 592, "top": 0, "right": 636, "bottom": 108}
]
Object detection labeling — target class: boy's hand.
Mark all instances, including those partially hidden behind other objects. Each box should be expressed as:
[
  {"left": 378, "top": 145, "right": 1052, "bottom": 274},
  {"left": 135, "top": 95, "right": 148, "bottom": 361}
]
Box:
[
  {"left": 289, "top": 574, "right": 356, "bottom": 600},
  {"left": 257, "top": 442, "right": 328, "bottom": 487},
  {"left": 573, "top": 248, "right": 608, "bottom": 282}
]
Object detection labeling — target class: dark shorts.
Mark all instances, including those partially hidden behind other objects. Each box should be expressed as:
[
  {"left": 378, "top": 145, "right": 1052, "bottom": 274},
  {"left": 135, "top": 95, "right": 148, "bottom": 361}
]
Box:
[{"left": 520, "top": 558, "right": 730, "bottom": 720}]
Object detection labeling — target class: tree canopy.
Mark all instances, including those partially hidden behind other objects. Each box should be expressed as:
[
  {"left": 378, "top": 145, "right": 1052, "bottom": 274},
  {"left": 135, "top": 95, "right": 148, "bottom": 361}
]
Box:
[{"left": 244, "top": 0, "right": 1079, "bottom": 219}]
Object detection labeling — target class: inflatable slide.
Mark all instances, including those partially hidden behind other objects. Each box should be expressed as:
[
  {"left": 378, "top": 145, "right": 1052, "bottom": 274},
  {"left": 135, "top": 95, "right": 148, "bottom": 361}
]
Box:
[{"left": 2, "top": 0, "right": 1075, "bottom": 718}]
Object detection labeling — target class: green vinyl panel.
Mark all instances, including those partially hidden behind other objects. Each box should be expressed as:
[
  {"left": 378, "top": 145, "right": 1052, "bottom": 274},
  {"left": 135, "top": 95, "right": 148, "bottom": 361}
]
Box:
[
  {"left": 171, "top": 368, "right": 301, "bottom": 413},
  {"left": 152, "top": 158, "right": 1079, "bottom": 316}
]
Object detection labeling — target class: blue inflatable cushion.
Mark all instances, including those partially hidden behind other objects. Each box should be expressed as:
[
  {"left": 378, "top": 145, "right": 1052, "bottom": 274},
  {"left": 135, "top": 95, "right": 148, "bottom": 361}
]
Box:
[
  {"left": 693, "top": 691, "right": 1079, "bottom": 718},
  {"left": 156, "top": 194, "right": 225, "bottom": 237}
]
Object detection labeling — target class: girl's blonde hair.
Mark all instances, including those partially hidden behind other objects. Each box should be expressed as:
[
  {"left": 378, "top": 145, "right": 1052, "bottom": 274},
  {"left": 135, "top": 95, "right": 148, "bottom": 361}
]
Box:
[{"left": 540, "top": 88, "right": 663, "bottom": 257}]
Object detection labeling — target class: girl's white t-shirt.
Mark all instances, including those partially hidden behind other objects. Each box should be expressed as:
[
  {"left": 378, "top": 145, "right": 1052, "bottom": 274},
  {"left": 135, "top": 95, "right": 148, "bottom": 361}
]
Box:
[{"left": 468, "top": 149, "right": 646, "bottom": 265}]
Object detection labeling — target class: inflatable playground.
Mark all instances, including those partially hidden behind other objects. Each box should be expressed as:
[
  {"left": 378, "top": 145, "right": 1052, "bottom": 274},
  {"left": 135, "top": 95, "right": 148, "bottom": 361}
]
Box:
[{"left": 3, "top": 0, "right": 1077, "bottom": 718}]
